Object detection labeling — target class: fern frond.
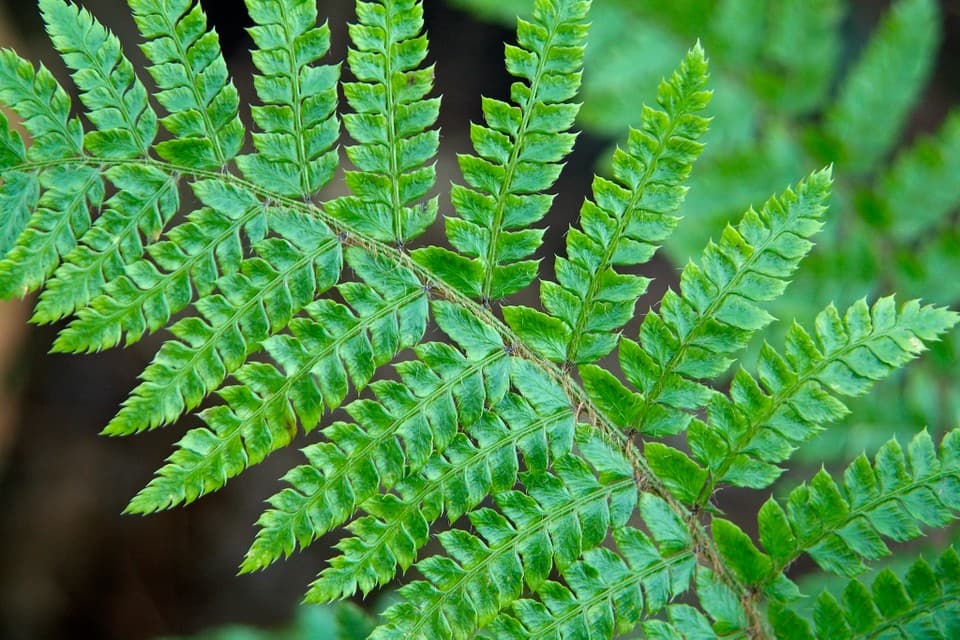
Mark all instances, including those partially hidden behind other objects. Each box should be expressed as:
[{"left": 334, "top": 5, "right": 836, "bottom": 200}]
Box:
[
  {"left": 0, "top": 170, "right": 37, "bottom": 259},
  {"left": 102, "top": 208, "right": 341, "bottom": 435},
  {"left": 40, "top": 0, "right": 157, "bottom": 158},
  {"left": 881, "top": 110, "right": 960, "bottom": 241},
  {"left": 53, "top": 181, "right": 267, "bottom": 353},
  {"left": 714, "top": 429, "right": 960, "bottom": 590},
  {"left": 504, "top": 44, "right": 711, "bottom": 365},
  {"left": 0, "top": 165, "right": 104, "bottom": 299},
  {"left": 638, "top": 604, "right": 719, "bottom": 640},
  {"left": 307, "top": 357, "right": 574, "bottom": 601},
  {"left": 761, "top": 0, "right": 843, "bottom": 113},
  {"left": 413, "top": 0, "right": 590, "bottom": 300},
  {"left": 485, "top": 494, "right": 696, "bottom": 640},
  {"left": 0, "top": 47, "right": 102, "bottom": 298},
  {"left": 0, "top": 48, "right": 83, "bottom": 161},
  {"left": 0, "top": 49, "right": 80, "bottom": 264},
  {"left": 33, "top": 166, "right": 180, "bottom": 324},
  {"left": 683, "top": 297, "right": 959, "bottom": 498},
  {"left": 237, "top": 0, "right": 341, "bottom": 198},
  {"left": 591, "top": 169, "right": 831, "bottom": 437},
  {"left": 125, "top": 248, "right": 426, "bottom": 513},
  {"left": 373, "top": 430, "right": 635, "bottom": 639},
  {"left": 0, "top": 110, "right": 33, "bottom": 257},
  {"left": 825, "top": 0, "right": 938, "bottom": 174},
  {"left": 128, "top": 0, "right": 245, "bottom": 167},
  {"left": 241, "top": 300, "right": 509, "bottom": 573},
  {"left": 325, "top": 0, "right": 440, "bottom": 244},
  {"left": 770, "top": 546, "right": 960, "bottom": 640},
  {"left": 1, "top": 1, "right": 958, "bottom": 636}
]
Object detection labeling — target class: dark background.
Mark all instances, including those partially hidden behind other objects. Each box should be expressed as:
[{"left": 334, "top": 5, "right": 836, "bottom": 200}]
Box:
[{"left": 0, "top": 1, "right": 958, "bottom": 638}]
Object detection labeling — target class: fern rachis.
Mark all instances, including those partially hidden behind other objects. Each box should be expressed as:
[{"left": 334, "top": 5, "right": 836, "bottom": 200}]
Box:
[{"left": 1, "top": 0, "right": 959, "bottom": 638}]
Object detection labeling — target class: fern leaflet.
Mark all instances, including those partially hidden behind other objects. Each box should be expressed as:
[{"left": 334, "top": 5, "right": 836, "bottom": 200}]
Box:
[
  {"left": 667, "top": 296, "right": 958, "bottom": 502},
  {"left": 326, "top": 0, "right": 440, "bottom": 244},
  {"left": 413, "top": 0, "right": 589, "bottom": 300},
  {"left": 770, "top": 546, "right": 960, "bottom": 640},
  {"left": 238, "top": 0, "right": 341, "bottom": 197},
  {"left": 129, "top": 0, "right": 245, "bottom": 167},
  {"left": 710, "top": 429, "right": 960, "bottom": 594},
  {"left": 505, "top": 44, "right": 711, "bottom": 365}
]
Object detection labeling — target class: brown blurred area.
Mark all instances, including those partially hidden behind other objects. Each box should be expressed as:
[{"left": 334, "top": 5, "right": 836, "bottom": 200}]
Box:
[{"left": 0, "top": 1, "right": 957, "bottom": 639}]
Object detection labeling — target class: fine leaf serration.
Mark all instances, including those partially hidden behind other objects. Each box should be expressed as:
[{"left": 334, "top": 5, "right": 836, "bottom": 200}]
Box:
[{"left": 1, "top": 1, "right": 958, "bottom": 638}]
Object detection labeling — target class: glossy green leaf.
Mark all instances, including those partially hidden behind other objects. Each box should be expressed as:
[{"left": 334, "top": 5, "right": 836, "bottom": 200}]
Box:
[
  {"left": 691, "top": 296, "right": 958, "bottom": 498},
  {"left": 756, "top": 429, "right": 960, "bottom": 583},
  {"left": 237, "top": 0, "right": 341, "bottom": 197},
  {"left": 129, "top": 0, "right": 245, "bottom": 167},
  {"left": 423, "top": 0, "right": 590, "bottom": 301},
  {"left": 771, "top": 546, "right": 960, "bottom": 639}
]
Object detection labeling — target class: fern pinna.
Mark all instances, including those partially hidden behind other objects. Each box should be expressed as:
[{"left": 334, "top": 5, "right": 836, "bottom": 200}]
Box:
[{"left": 0, "top": 0, "right": 958, "bottom": 638}]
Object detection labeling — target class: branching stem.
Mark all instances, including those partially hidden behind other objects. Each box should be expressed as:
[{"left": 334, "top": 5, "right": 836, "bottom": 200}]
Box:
[{"left": 15, "top": 153, "right": 769, "bottom": 637}]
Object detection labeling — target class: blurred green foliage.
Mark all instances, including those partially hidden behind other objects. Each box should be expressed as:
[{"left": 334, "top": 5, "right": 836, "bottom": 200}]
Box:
[
  {"left": 162, "top": 603, "right": 375, "bottom": 640},
  {"left": 449, "top": 0, "right": 960, "bottom": 460}
]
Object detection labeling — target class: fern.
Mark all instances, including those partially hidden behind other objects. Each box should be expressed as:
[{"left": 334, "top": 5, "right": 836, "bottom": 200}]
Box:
[
  {"left": 130, "top": 0, "right": 245, "bottom": 167},
  {"left": 770, "top": 546, "right": 960, "bottom": 639},
  {"left": 454, "top": 0, "right": 960, "bottom": 461},
  {"left": 240, "top": 300, "right": 510, "bottom": 575},
  {"left": 673, "top": 297, "right": 958, "bottom": 501},
  {"left": 413, "top": 0, "right": 588, "bottom": 300},
  {"left": 237, "top": 0, "right": 340, "bottom": 197},
  {"left": 751, "top": 429, "right": 960, "bottom": 580},
  {"left": 507, "top": 46, "right": 711, "bottom": 365},
  {"left": 1, "top": 1, "right": 959, "bottom": 638}
]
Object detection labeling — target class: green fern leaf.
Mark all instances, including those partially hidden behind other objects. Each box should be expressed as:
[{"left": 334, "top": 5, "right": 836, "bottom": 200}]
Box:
[
  {"left": 685, "top": 296, "right": 959, "bottom": 498},
  {"left": 237, "top": 0, "right": 341, "bottom": 197},
  {"left": 0, "top": 46, "right": 102, "bottom": 298},
  {"left": 0, "top": 170, "right": 37, "bottom": 260},
  {"left": 102, "top": 208, "right": 341, "bottom": 436},
  {"left": 128, "top": 0, "right": 245, "bottom": 167},
  {"left": 307, "top": 357, "right": 573, "bottom": 601},
  {"left": 241, "top": 299, "right": 508, "bottom": 573},
  {"left": 770, "top": 546, "right": 960, "bottom": 639},
  {"left": 413, "top": 0, "right": 590, "bottom": 300},
  {"left": 825, "top": 0, "right": 938, "bottom": 174},
  {"left": 0, "top": 109, "right": 34, "bottom": 258},
  {"left": 374, "top": 430, "right": 635, "bottom": 639},
  {"left": 126, "top": 248, "right": 426, "bottom": 513},
  {"left": 505, "top": 43, "right": 711, "bottom": 364},
  {"left": 52, "top": 181, "right": 268, "bottom": 353},
  {"left": 40, "top": 0, "right": 157, "bottom": 158},
  {"left": 325, "top": 0, "right": 440, "bottom": 244},
  {"left": 609, "top": 168, "right": 831, "bottom": 437},
  {"left": 0, "top": 165, "right": 104, "bottom": 299},
  {"left": 747, "top": 429, "right": 960, "bottom": 584},
  {"left": 485, "top": 493, "right": 696, "bottom": 640},
  {"left": 0, "top": 1, "right": 958, "bottom": 637},
  {"left": 639, "top": 604, "right": 718, "bottom": 640},
  {"left": 0, "top": 48, "right": 83, "bottom": 161},
  {"left": 0, "top": 50, "right": 80, "bottom": 264},
  {"left": 694, "top": 565, "right": 749, "bottom": 635},
  {"left": 33, "top": 166, "right": 180, "bottom": 324}
]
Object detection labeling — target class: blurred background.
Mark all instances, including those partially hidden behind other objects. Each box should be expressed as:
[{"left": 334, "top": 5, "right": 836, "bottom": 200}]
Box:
[{"left": 0, "top": 1, "right": 958, "bottom": 638}]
